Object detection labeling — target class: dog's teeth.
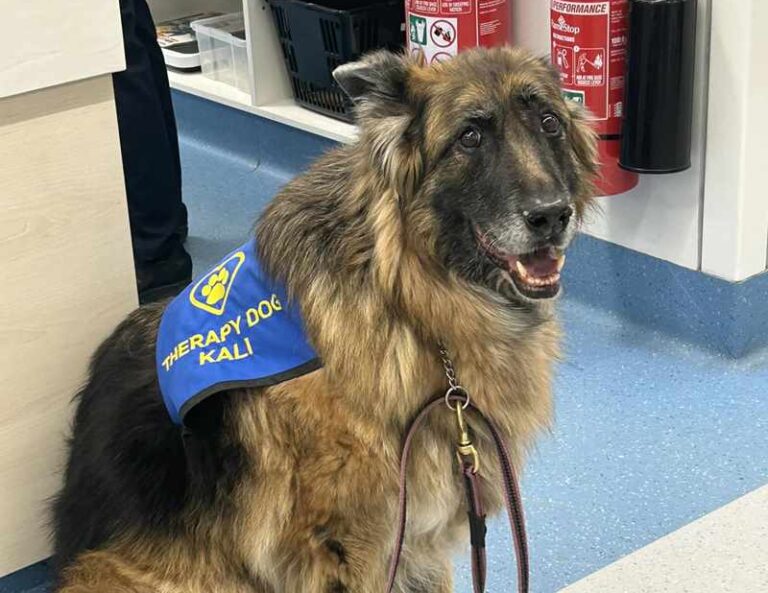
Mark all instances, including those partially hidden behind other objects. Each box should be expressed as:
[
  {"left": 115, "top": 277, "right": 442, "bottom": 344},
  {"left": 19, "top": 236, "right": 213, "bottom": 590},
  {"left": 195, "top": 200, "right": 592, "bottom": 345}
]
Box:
[
  {"left": 516, "top": 260, "right": 528, "bottom": 278},
  {"left": 526, "top": 273, "right": 562, "bottom": 288},
  {"left": 557, "top": 255, "right": 566, "bottom": 272}
]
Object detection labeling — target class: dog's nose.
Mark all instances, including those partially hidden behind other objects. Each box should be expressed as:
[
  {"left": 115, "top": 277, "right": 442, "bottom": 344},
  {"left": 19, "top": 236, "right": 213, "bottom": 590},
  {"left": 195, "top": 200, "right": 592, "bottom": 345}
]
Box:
[{"left": 524, "top": 205, "right": 573, "bottom": 238}]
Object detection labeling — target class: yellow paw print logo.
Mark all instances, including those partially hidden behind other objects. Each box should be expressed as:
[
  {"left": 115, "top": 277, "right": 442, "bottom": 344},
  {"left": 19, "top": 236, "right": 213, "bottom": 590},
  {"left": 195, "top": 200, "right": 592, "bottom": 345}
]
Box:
[
  {"left": 201, "top": 269, "right": 229, "bottom": 305},
  {"left": 189, "top": 251, "right": 246, "bottom": 315}
]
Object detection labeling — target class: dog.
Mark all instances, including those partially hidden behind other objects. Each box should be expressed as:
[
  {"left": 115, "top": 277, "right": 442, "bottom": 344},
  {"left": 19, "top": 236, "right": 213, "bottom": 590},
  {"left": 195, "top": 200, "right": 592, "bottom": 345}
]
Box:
[{"left": 51, "top": 47, "right": 596, "bottom": 593}]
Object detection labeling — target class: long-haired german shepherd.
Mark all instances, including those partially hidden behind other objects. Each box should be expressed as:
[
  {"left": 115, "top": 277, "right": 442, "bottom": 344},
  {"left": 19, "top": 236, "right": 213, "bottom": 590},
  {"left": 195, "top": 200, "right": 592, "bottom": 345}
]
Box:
[{"left": 52, "top": 48, "right": 596, "bottom": 592}]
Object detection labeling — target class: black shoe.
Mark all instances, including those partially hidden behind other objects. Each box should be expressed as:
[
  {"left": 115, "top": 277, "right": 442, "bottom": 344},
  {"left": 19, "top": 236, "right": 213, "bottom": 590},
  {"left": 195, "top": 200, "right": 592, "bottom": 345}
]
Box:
[{"left": 137, "top": 243, "right": 193, "bottom": 304}]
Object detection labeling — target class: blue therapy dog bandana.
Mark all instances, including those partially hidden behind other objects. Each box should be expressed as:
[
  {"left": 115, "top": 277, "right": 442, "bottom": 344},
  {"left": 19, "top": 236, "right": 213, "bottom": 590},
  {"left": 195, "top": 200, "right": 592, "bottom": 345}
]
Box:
[{"left": 156, "top": 239, "right": 321, "bottom": 424}]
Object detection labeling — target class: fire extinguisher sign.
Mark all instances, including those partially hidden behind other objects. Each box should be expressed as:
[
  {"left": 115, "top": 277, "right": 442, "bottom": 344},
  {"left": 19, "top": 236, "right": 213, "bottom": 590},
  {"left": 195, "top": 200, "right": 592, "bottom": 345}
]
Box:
[
  {"left": 551, "top": 1, "right": 612, "bottom": 121},
  {"left": 551, "top": 0, "right": 638, "bottom": 196},
  {"left": 407, "top": 1, "right": 509, "bottom": 65}
]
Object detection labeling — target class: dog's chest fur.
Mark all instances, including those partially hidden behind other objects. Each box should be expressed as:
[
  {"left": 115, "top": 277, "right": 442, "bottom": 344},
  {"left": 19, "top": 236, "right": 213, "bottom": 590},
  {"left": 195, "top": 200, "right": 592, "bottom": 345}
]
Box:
[{"left": 230, "top": 325, "right": 556, "bottom": 582}]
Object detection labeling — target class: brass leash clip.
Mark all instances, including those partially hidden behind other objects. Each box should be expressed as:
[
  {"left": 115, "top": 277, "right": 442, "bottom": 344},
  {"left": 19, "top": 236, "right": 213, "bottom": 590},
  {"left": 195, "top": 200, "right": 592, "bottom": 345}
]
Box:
[
  {"left": 455, "top": 403, "right": 480, "bottom": 474},
  {"left": 446, "top": 386, "right": 480, "bottom": 474},
  {"left": 440, "top": 345, "right": 480, "bottom": 474}
]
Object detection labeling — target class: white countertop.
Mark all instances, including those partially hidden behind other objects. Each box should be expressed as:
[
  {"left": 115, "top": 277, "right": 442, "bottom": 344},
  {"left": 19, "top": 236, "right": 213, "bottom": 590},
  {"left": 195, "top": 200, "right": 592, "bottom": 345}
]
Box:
[{"left": 0, "top": 0, "right": 125, "bottom": 98}]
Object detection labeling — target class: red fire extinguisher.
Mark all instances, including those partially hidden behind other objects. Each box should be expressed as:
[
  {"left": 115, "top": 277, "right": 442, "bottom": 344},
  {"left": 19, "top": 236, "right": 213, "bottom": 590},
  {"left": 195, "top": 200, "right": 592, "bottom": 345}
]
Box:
[
  {"left": 406, "top": 1, "right": 511, "bottom": 65},
  {"left": 550, "top": 0, "right": 639, "bottom": 196}
]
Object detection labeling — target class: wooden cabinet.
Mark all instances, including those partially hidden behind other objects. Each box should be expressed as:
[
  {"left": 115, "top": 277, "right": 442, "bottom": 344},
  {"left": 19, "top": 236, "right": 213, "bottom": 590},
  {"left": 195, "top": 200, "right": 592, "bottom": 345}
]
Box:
[{"left": 0, "top": 71, "right": 135, "bottom": 578}]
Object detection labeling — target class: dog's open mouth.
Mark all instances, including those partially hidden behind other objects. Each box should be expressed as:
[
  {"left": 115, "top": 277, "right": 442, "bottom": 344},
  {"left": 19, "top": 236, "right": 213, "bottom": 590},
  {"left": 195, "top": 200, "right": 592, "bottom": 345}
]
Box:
[{"left": 475, "top": 228, "right": 565, "bottom": 300}]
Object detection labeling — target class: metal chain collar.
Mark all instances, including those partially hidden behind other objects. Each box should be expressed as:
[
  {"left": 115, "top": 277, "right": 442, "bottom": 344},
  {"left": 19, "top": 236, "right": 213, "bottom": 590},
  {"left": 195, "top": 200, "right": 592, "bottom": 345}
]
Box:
[
  {"left": 438, "top": 342, "right": 478, "bottom": 472},
  {"left": 438, "top": 343, "right": 459, "bottom": 390},
  {"left": 438, "top": 343, "right": 470, "bottom": 410}
]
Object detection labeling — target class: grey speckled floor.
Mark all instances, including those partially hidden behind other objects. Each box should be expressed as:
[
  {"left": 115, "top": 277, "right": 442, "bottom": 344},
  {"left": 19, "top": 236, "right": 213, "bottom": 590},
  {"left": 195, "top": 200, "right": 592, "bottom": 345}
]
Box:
[
  {"left": 183, "top": 136, "right": 768, "bottom": 593},
  {"left": 3, "top": 126, "right": 767, "bottom": 593},
  {"left": 560, "top": 485, "right": 768, "bottom": 592}
]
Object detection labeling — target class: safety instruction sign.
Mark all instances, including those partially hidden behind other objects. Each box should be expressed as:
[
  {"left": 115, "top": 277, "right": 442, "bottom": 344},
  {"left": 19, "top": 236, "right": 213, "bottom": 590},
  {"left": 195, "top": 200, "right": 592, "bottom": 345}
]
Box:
[
  {"left": 550, "top": 0, "right": 629, "bottom": 129},
  {"left": 406, "top": 1, "right": 510, "bottom": 65}
]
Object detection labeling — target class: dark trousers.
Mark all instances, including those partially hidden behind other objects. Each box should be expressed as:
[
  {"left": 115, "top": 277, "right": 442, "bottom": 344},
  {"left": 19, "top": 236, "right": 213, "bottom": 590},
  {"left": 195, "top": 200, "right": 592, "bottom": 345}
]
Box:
[{"left": 114, "top": 0, "right": 186, "bottom": 264}]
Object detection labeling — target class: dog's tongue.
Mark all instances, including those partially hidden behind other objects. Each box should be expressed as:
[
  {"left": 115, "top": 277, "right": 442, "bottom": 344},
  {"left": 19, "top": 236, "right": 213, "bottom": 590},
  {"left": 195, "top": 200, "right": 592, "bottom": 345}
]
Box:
[{"left": 519, "top": 249, "right": 560, "bottom": 278}]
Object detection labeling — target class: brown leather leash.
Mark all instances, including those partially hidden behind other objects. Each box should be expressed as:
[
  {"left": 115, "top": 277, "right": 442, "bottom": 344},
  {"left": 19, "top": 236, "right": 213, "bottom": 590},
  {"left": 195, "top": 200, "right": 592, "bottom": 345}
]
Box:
[{"left": 385, "top": 347, "right": 530, "bottom": 593}]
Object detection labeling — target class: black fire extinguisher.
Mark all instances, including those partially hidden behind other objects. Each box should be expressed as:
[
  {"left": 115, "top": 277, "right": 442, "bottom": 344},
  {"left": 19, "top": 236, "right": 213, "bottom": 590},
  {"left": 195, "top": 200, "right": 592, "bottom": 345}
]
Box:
[
  {"left": 551, "top": 0, "right": 698, "bottom": 192},
  {"left": 620, "top": 0, "right": 698, "bottom": 174}
]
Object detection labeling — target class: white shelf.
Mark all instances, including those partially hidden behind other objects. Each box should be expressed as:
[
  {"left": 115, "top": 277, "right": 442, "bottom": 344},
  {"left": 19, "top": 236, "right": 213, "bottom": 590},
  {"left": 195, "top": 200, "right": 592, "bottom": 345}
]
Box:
[
  {"left": 257, "top": 100, "right": 357, "bottom": 144},
  {"left": 167, "top": 69, "right": 251, "bottom": 110},
  {"left": 168, "top": 70, "right": 357, "bottom": 144}
]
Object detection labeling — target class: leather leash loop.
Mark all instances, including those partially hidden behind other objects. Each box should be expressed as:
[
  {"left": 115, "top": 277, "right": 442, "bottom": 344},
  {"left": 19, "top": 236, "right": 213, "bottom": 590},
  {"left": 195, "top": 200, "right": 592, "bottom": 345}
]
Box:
[
  {"left": 384, "top": 394, "right": 529, "bottom": 593},
  {"left": 463, "top": 462, "right": 488, "bottom": 593}
]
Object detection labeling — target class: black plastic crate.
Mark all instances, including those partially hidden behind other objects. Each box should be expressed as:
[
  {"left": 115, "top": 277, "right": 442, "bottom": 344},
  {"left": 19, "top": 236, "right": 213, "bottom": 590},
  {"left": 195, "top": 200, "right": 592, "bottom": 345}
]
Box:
[{"left": 268, "top": 0, "right": 404, "bottom": 122}]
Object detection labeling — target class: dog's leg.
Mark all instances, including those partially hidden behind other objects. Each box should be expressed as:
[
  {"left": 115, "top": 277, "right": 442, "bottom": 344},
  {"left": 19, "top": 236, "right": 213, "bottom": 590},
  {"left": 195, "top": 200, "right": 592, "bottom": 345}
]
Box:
[
  {"left": 56, "top": 548, "right": 262, "bottom": 593},
  {"left": 395, "top": 552, "right": 453, "bottom": 593},
  {"left": 274, "top": 525, "right": 454, "bottom": 593},
  {"left": 56, "top": 550, "right": 162, "bottom": 593},
  {"left": 270, "top": 517, "right": 404, "bottom": 593}
]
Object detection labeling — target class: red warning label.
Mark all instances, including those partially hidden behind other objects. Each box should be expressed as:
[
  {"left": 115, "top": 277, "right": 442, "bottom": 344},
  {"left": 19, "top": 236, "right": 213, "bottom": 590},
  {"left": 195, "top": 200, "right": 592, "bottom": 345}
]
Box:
[
  {"left": 407, "top": 0, "right": 509, "bottom": 65},
  {"left": 441, "top": 1, "right": 472, "bottom": 14},
  {"left": 551, "top": 0, "right": 629, "bottom": 134}
]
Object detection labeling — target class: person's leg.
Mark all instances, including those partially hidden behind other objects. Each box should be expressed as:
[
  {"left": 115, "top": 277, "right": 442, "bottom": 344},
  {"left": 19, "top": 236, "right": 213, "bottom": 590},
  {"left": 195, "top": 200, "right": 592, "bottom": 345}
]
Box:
[
  {"left": 114, "top": 0, "right": 191, "bottom": 302},
  {"left": 133, "top": 0, "right": 188, "bottom": 241}
]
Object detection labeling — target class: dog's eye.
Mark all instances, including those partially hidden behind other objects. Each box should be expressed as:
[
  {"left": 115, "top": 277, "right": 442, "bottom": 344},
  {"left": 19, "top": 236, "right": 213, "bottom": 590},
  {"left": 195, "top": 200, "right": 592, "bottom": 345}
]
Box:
[
  {"left": 459, "top": 127, "right": 482, "bottom": 149},
  {"left": 540, "top": 113, "right": 562, "bottom": 136}
]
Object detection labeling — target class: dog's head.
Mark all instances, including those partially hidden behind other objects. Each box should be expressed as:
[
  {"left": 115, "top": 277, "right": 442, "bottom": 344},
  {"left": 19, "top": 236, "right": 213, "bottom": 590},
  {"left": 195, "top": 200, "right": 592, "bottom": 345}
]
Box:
[{"left": 334, "top": 48, "right": 597, "bottom": 305}]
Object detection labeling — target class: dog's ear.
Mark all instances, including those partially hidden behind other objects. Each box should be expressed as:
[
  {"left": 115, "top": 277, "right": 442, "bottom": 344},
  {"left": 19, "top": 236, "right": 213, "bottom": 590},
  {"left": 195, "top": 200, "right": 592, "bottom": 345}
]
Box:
[
  {"left": 564, "top": 99, "right": 599, "bottom": 218},
  {"left": 334, "top": 51, "right": 424, "bottom": 199},
  {"left": 565, "top": 99, "right": 599, "bottom": 176},
  {"left": 333, "top": 51, "right": 410, "bottom": 107}
]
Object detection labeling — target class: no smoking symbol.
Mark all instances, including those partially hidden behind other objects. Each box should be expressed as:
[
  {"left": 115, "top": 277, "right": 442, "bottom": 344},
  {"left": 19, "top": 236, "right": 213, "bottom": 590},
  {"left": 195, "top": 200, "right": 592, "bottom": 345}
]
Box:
[{"left": 430, "top": 20, "right": 455, "bottom": 48}]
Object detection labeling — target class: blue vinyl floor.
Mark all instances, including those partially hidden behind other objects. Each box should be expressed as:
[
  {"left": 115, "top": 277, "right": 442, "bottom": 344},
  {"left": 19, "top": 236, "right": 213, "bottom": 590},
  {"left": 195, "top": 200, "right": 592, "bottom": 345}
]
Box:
[{"left": 3, "top": 119, "right": 767, "bottom": 593}]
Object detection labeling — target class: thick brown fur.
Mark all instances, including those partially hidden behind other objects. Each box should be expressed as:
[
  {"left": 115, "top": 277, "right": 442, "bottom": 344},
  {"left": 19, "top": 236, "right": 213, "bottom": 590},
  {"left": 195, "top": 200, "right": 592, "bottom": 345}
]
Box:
[{"left": 53, "top": 48, "right": 596, "bottom": 593}]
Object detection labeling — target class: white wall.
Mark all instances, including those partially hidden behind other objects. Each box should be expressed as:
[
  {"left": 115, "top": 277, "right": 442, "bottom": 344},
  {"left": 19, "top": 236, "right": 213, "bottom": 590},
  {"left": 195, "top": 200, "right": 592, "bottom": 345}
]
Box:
[
  {"left": 8, "top": 0, "right": 758, "bottom": 279},
  {"left": 0, "top": 0, "right": 125, "bottom": 98},
  {"left": 512, "top": 0, "right": 712, "bottom": 271},
  {"left": 701, "top": 0, "right": 768, "bottom": 281},
  {"left": 147, "top": 0, "right": 243, "bottom": 23},
  {"left": 513, "top": 0, "right": 768, "bottom": 280}
]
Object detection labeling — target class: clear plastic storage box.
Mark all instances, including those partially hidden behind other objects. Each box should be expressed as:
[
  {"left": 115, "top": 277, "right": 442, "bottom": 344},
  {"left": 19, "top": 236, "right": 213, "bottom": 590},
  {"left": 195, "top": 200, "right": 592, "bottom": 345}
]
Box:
[{"left": 191, "top": 13, "right": 250, "bottom": 94}]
